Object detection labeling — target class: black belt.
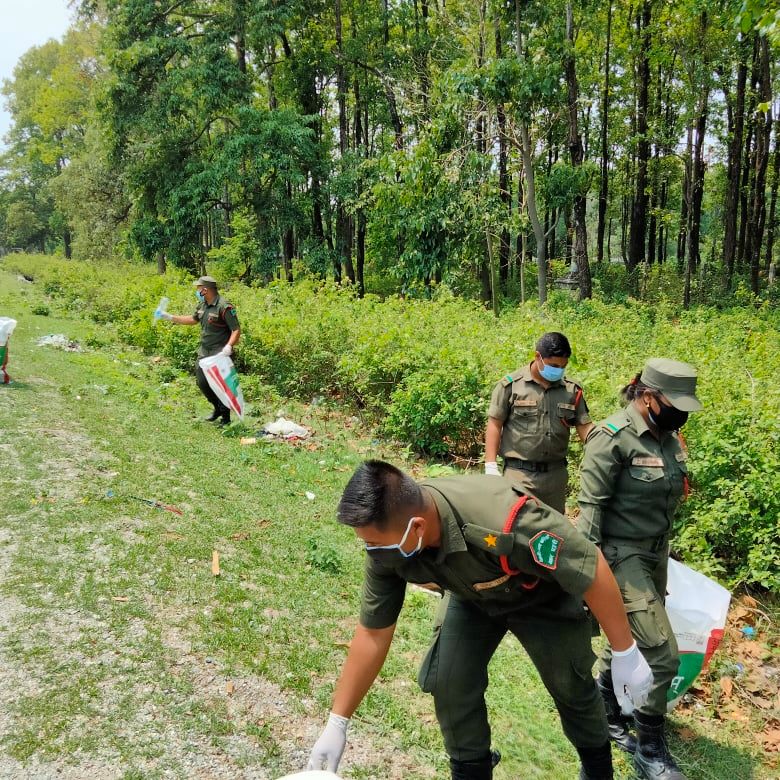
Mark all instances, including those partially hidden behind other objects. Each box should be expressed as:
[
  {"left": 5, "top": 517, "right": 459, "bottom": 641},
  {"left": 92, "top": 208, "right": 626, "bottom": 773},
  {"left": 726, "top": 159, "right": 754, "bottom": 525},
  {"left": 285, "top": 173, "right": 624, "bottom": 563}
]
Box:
[
  {"left": 504, "top": 458, "right": 565, "bottom": 473},
  {"left": 603, "top": 535, "right": 669, "bottom": 553}
]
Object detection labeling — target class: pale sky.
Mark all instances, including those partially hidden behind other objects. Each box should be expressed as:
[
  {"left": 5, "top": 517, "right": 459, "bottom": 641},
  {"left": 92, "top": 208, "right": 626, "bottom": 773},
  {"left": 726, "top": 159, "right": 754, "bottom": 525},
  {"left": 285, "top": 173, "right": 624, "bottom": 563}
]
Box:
[{"left": 0, "top": 0, "right": 74, "bottom": 149}]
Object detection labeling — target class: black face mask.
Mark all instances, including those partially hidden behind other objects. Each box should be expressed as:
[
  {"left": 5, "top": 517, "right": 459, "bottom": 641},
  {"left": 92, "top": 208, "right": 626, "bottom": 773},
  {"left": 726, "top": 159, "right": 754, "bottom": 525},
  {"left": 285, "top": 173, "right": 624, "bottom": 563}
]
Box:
[{"left": 648, "top": 399, "right": 689, "bottom": 431}]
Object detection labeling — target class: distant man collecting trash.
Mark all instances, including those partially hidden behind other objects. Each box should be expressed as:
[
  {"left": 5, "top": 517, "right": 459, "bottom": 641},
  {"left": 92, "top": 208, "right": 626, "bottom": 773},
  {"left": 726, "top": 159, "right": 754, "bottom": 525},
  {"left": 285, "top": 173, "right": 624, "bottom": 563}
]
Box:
[
  {"left": 307, "top": 460, "right": 653, "bottom": 780},
  {"left": 485, "top": 331, "right": 592, "bottom": 512},
  {"left": 158, "top": 275, "right": 240, "bottom": 425}
]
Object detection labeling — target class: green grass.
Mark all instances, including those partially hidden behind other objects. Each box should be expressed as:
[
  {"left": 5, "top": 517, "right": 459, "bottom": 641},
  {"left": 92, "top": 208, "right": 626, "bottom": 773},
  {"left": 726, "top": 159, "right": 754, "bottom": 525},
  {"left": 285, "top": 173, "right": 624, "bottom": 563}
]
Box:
[{"left": 0, "top": 267, "right": 772, "bottom": 779}]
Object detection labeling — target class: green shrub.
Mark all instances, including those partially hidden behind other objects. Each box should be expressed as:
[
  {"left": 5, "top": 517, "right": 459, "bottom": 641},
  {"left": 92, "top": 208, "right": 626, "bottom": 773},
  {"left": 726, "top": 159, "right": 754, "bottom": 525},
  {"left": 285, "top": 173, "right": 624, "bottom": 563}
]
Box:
[{"left": 6, "top": 253, "right": 780, "bottom": 590}]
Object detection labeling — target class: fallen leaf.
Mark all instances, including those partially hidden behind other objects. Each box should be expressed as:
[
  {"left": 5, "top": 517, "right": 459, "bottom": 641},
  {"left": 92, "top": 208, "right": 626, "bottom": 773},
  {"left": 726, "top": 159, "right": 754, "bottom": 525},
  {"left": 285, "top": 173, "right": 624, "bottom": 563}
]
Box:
[
  {"left": 240, "top": 437, "right": 257, "bottom": 445},
  {"left": 740, "top": 594, "right": 758, "bottom": 609},
  {"left": 720, "top": 677, "right": 734, "bottom": 698},
  {"left": 761, "top": 728, "right": 780, "bottom": 752},
  {"left": 231, "top": 532, "right": 250, "bottom": 541},
  {"left": 212, "top": 550, "right": 220, "bottom": 577},
  {"left": 226, "top": 681, "right": 235, "bottom": 695},
  {"left": 111, "top": 596, "right": 129, "bottom": 602},
  {"left": 677, "top": 727, "right": 696, "bottom": 742}
]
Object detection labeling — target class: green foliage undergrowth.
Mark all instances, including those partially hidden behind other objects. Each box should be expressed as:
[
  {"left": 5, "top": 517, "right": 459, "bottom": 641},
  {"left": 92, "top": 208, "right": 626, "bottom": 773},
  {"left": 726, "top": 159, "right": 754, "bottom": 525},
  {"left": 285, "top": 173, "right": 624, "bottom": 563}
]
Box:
[{"left": 4, "top": 254, "right": 779, "bottom": 591}]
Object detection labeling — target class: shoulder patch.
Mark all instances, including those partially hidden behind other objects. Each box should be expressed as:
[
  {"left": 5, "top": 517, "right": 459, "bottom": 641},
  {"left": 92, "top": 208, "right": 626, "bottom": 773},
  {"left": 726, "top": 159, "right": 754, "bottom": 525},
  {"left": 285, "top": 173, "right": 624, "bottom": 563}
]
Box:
[
  {"left": 529, "top": 530, "right": 563, "bottom": 570},
  {"left": 500, "top": 374, "right": 514, "bottom": 387}
]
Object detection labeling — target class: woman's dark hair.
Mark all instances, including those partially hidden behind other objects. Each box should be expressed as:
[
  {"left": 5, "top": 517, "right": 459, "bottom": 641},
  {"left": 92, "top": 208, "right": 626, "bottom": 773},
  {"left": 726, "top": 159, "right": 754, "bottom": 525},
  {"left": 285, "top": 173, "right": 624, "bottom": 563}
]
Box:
[
  {"left": 337, "top": 460, "right": 425, "bottom": 530},
  {"left": 621, "top": 371, "right": 660, "bottom": 404},
  {"left": 535, "top": 332, "right": 572, "bottom": 359}
]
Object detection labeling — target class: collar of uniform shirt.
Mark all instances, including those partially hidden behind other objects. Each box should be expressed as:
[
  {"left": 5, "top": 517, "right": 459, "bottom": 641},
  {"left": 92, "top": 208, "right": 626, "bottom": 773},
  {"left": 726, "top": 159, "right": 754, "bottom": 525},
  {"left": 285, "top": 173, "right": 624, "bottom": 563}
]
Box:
[
  {"left": 626, "top": 398, "right": 673, "bottom": 441},
  {"left": 421, "top": 486, "right": 469, "bottom": 564}
]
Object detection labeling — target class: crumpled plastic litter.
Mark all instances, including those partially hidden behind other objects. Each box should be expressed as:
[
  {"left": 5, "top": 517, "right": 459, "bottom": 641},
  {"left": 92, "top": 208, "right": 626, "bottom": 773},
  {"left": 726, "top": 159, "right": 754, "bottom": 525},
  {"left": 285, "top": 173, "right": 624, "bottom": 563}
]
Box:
[
  {"left": 36, "top": 333, "right": 82, "bottom": 351},
  {"left": 261, "top": 416, "right": 311, "bottom": 439}
]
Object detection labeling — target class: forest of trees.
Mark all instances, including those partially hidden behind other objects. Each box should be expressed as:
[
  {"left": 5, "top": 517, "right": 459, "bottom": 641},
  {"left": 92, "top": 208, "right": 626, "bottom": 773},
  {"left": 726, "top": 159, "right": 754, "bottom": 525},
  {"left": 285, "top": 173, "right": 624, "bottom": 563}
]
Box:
[{"left": 1, "top": 0, "right": 779, "bottom": 306}]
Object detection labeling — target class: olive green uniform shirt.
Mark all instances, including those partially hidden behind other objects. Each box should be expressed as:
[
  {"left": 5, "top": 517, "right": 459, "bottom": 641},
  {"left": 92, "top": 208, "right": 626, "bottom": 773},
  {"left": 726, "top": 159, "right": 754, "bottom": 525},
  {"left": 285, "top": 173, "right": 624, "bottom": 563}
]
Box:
[
  {"left": 359, "top": 476, "right": 598, "bottom": 630},
  {"left": 577, "top": 404, "right": 688, "bottom": 546},
  {"left": 488, "top": 364, "right": 590, "bottom": 463},
  {"left": 193, "top": 294, "right": 239, "bottom": 358}
]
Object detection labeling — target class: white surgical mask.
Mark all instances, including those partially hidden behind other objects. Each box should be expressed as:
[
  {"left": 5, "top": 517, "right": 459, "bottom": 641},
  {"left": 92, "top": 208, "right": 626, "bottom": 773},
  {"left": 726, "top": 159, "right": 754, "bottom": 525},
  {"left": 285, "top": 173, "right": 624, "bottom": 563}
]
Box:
[{"left": 365, "top": 517, "right": 422, "bottom": 559}]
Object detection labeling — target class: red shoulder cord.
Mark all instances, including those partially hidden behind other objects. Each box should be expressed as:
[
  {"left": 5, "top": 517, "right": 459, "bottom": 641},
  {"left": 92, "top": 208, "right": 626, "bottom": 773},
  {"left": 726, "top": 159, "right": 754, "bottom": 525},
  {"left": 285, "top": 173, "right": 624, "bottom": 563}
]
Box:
[{"left": 499, "top": 495, "right": 539, "bottom": 590}]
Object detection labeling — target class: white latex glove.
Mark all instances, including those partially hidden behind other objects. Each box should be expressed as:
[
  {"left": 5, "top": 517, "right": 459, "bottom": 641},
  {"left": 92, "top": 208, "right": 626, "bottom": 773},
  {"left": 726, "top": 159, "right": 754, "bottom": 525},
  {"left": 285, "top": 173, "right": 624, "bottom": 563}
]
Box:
[
  {"left": 484, "top": 461, "right": 501, "bottom": 476},
  {"left": 157, "top": 311, "right": 174, "bottom": 321},
  {"left": 611, "top": 641, "right": 653, "bottom": 715},
  {"left": 307, "top": 713, "right": 349, "bottom": 771},
  {"left": 221, "top": 343, "right": 233, "bottom": 356}
]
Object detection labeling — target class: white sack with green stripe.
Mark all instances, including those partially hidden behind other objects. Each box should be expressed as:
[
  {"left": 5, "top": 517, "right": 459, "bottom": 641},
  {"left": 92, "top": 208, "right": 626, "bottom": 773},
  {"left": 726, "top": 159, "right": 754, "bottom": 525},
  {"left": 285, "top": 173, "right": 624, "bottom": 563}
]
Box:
[
  {"left": 665, "top": 558, "right": 731, "bottom": 710},
  {"left": 198, "top": 353, "right": 245, "bottom": 420}
]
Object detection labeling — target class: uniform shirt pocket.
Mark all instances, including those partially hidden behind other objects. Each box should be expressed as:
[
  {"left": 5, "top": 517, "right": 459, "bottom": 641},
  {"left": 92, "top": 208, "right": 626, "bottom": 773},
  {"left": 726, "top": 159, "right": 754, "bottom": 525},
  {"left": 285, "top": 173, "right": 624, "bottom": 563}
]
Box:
[{"left": 628, "top": 466, "right": 665, "bottom": 483}]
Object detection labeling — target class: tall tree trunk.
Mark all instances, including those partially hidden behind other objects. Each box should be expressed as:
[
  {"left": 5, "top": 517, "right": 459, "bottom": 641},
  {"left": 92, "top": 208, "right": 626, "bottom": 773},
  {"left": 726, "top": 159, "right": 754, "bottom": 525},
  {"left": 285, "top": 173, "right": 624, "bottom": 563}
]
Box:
[
  {"left": 564, "top": 5, "right": 592, "bottom": 298},
  {"left": 749, "top": 35, "right": 772, "bottom": 294},
  {"left": 628, "top": 0, "right": 652, "bottom": 269},
  {"left": 723, "top": 50, "right": 748, "bottom": 283},
  {"left": 335, "top": 0, "right": 354, "bottom": 284},
  {"left": 684, "top": 75, "right": 710, "bottom": 308},
  {"left": 738, "top": 40, "right": 759, "bottom": 272},
  {"left": 355, "top": 75, "right": 366, "bottom": 297},
  {"left": 514, "top": 0, "right": 548, "bottom": 302},
  {"left": 496, "top": 23, "right": 510, "bottom": 291},
  {"left": 677, "top": 125, "right": 693, "bottom": 267},
  {"left": 596, "top": 2, "right": 612, "bottom": 265},
  {"left": 764, "top": 125, "right": 780, "bottom": 275},
  {"left": 156, "top": 251, "right": 166, "bottom": 274}
]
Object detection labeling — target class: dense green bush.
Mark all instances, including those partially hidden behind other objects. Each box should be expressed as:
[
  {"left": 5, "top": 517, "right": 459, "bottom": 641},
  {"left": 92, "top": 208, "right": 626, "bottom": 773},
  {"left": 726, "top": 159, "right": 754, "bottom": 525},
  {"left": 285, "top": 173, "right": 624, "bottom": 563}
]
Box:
[{"left": 4, "top": 253, "right": 779, "bottom": 591}]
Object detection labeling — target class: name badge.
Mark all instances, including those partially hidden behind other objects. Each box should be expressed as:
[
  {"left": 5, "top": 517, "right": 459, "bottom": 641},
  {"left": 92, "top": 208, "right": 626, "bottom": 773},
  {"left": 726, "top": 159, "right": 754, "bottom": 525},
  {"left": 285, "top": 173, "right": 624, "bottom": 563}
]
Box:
[
  {"left": 514, "top": 399, "right": 537, "bottom": 407},
  {"left": 631, "top": 456, "right": 664, "bottom": 467}
]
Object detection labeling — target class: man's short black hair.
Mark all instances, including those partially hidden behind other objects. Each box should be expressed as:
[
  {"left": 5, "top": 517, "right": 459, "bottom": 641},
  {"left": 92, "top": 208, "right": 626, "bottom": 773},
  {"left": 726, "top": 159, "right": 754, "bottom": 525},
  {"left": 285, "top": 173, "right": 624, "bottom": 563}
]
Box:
[
  {"left": 337, "top": 460, "right": 425, "bottom": 531},
  {"left": 535, "top": 331, "right": 572, "bottom": 359}
]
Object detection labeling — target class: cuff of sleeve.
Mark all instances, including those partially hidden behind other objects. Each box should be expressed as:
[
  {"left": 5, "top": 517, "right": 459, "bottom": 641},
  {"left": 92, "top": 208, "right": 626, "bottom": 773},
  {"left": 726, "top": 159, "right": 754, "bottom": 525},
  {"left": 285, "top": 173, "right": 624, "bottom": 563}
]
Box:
[{"left": 328, "top": 712, "right": 350, "bottom": 731}]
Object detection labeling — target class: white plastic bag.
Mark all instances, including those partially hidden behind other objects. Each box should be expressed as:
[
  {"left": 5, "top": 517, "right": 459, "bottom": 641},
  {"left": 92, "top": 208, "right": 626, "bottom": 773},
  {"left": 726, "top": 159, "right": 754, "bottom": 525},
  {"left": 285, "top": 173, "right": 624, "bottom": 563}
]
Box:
[
  {"left": 665, "top": 558, "right": 731, "bottom": 710},
  {"left": 153, "top": 296, "right": 170, "bottom": 324},
  {"left": 0, "top": 317, "right": 17, "bottom": 384},
  {"left": 198, "top": 353, "right": 245, "bottom": 420}
]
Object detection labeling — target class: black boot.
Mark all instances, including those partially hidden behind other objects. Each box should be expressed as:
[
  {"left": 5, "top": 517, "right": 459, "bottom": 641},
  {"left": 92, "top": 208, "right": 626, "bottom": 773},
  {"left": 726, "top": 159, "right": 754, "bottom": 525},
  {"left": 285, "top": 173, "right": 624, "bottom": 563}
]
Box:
[
  {"left": 597, "top": 671, "right": 637, "bottom": 754},
  {"left": 217, "top": 410, "right": 230, "bottom": 426},
  {"left": 204, "top": 407, "right": 222, "bottom": 422},
  {"left": 450, "top": 753, "right": 493, "bottom": 780},
  {"left": 633, "top": 712, "right": 688, "bottom": 780},
  {"left": 577, "top": 742, "right": 614, "bottom": 780}
]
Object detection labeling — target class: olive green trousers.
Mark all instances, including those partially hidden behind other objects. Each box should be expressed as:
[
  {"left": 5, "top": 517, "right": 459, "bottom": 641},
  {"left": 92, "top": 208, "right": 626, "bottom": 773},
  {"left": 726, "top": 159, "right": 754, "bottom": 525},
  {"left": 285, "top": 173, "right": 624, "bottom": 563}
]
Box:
[
  {"left": 417, "top": 595, "right": 608, "bottom": 762},
  {"left": 502, "top": 464, "right": 568, "bottom": 514},
  {"left": 597, "top": 541, "right": 679, "bottom": 716}
]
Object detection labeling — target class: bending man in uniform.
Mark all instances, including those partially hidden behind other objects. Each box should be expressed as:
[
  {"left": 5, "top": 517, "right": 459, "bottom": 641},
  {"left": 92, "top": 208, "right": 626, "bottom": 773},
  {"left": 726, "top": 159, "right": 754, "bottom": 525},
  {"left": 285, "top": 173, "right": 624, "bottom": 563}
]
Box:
[
  {"left": 308, "top": 460, "right": 653, "bottom": 780},
  {"left": 485, "top": 332, "right": 592, "bottom": 512},
  {"left": 578, "top": 359, "right": 703, "bottom": 780},
  {"left": 159, "top": 275, "right": 240, "bottom": 425}
]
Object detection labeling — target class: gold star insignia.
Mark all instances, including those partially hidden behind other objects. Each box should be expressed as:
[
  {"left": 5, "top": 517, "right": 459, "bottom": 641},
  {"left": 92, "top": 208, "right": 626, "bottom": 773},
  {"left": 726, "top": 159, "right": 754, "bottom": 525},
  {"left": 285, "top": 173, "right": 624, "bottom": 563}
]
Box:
[{"left": 484, "top": 534, "right": 498, "bottom": 548}]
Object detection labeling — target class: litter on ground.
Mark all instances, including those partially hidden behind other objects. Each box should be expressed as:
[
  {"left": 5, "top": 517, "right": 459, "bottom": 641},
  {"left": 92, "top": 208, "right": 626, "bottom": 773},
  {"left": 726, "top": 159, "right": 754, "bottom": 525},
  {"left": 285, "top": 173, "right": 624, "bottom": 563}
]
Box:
[
  {"left": 261, "top": 416, "right": 311, "bottom": 440},
  {"left": 36, "top": 333, "right": 82, "bottom": 351}
]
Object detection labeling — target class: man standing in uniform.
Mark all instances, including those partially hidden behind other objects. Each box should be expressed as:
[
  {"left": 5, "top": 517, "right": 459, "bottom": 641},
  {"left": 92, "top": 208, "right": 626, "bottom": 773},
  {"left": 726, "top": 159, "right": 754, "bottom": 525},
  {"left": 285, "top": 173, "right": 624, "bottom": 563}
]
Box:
[
  {"left": 307, "top": 460, "right": 653, "bottom": 780},
  {"left": 159, "top": 276, "right": 240, "bottom": 425},
  {"left": 484, "top": 331, "right": 592, "bottom": 513}
]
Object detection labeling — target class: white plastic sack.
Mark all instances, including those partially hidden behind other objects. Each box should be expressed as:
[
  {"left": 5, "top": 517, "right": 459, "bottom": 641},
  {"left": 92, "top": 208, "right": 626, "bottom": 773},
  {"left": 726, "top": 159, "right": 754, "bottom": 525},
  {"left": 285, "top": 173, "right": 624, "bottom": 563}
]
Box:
[
  {"left": 198, "top": 353, "right": 245, "bottom": 420},
  {"left": 262, "top": 416, "right": 311, "bottom": 439},
  {"left": 0, "top": 317, "right": 17, "bottom": 384},
  {"left": 665, "top": 558, "right": 731, "bottom": 710}
]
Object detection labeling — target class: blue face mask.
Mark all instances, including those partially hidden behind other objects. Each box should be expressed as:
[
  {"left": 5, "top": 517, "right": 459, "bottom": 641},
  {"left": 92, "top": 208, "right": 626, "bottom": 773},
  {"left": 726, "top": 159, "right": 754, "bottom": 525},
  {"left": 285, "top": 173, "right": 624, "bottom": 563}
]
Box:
[
  {"left": 195, "top": 290, "right": 205, "bottom": 303},
  {"left": 539, "top": 359, "right": 565, "bottom": 383},
  {"left": 365, "top": 517, "right": 422, "bottom": 559}
]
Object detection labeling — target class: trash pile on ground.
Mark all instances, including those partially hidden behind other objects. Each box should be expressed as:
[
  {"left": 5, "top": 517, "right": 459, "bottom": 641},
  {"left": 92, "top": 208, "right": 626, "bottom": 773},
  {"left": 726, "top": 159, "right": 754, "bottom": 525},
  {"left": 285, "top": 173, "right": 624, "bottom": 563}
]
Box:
[
  {"left": 36, "top": 333, "right": 82, "bottom": 351},
  {"left": 240, "top": 416, "right": 313, "bottom": 446}
]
